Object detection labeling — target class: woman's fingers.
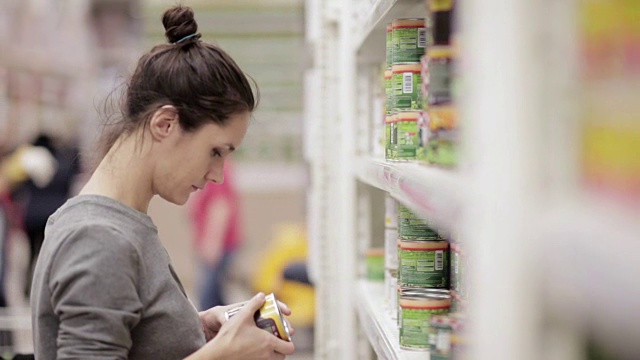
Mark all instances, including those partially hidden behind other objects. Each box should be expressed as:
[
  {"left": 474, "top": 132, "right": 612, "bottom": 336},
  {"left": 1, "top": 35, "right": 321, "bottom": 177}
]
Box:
[{"left": 277, "top": 300, "right": 291, "bottom": 316}]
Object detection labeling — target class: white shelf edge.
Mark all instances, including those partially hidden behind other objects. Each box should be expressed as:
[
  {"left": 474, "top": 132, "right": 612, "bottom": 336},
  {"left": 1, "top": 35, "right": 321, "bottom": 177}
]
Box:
[
  {"left": 355, "top": 280, "right": 429, "bottom": 360},
  {"left": 354, "top": 0, "right": 425, "bottom": 53},
  {"left": 355, "top": 156, "right": 463, "bottom": 238}
]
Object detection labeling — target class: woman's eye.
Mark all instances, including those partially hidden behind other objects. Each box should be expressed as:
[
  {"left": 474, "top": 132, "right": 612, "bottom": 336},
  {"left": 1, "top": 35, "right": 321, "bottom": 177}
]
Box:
[{"left": 211, "top": 149, "right": 222, "bottom": 158}]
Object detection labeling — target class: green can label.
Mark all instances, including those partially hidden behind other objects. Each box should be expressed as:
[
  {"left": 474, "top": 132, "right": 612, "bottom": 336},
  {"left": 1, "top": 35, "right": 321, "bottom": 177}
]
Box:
[
  {"left": 392, "top": 71, "right": 422, "bottom": 111},
  {"left": 398, "top": 204, "right": 442, "bottom": 240},
  {"left": 400, "top": 307, "right": 449, "bottom": 350},
  {"left": 399, "top": 245, "right": 449, "bottom": 288},
  {"left": 392, "top": 119, "right": 419, "bottom": 160},
  {"left": 386, "top": 26, "right": 393, "bottom": 67},
  {"left": 393, "top": 27, "right": 427, "bottom": 63},
  {"left": 385, "top": 76, "right": 393, "bottom": 115}
]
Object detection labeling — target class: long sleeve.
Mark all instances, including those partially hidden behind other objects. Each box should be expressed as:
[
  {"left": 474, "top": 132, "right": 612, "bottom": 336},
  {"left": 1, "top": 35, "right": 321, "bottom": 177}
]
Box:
[{"left": 48, "top": 225, "right": 143, "bottom": 359}]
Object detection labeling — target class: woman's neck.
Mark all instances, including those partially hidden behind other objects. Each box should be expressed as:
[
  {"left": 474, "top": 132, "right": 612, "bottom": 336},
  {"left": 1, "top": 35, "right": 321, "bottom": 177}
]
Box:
[{"left": 80, "top": 136, "right": 154, "bottom": 213}]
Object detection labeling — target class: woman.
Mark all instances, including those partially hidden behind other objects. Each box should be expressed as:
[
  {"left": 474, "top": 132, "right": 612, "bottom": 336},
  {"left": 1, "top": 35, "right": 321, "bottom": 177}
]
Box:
[{"left": 30, "top": 5, "right": 295, "bottom": 360}]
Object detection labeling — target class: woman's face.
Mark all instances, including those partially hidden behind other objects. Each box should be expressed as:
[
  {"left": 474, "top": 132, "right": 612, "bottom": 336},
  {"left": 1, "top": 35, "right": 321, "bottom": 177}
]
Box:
[{"left": 154, "top": 112, "right": 250, "bottom": 205}]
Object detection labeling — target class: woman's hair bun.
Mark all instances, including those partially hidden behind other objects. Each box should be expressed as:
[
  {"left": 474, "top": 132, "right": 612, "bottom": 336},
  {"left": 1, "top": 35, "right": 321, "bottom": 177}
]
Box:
[{"left": 162, "top": 5, "right": 199, "bottom": 44}]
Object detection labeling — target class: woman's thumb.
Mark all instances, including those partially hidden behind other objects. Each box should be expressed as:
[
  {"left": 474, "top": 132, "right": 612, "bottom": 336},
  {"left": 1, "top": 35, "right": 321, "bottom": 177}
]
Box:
[{"left": 236, "top": 293, "right": 265, "bottom": 322}]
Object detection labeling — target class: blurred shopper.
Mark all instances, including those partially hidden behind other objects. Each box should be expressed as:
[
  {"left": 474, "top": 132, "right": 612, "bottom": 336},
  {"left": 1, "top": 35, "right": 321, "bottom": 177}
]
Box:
[
  {"left": 19, "top": 135, "right": 80, "bottom": 288},
  {"left": 189, "top": 160, "right": 242, "bottom": 310},
  {"left": 30, "top": 5, "right": 294, "bottom": 360},
  {"left": 0, "top": 144, "right": 57, "bottom": 306}
]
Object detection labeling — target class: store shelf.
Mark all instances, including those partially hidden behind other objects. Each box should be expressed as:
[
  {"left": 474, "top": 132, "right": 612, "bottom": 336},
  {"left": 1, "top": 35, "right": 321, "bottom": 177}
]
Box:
[
  {"left": 354, "top": 0, "right": 425, "bottom": 60},
  {"left": 356, "top": 157, "right": 463, "bottom": 237},
  {"left": 356, "top": 280, "right": 429, "bottom": 360}
]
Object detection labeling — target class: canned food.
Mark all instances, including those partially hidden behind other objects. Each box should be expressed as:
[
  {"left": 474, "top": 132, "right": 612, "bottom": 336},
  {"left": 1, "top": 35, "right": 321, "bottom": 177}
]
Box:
[
  {"left": 420, "top": 55, "right": 430, "bottom": 111},
  {"left": 391, "top": 111, "right": 421, "bottom": 160},
  {"left": 429, "top": 314, "right": 454, "bottom": 360},
  {"left": 392, "top": 63, "right": 422, "bottom": 111},
  {"left": 428, "top": 105, "right": 457, "bottom": 131},
  {"left": 392, "top": 18, "right": 426, "bottom": 63},
  {"left": 385, "top": 228, "right": 399, "bottom": 270},
  {"left": 399, "top": 240, "right": 449, "bottom": 288},
  {"left": 224, "top": 293, "right": 291, "bottom": 341},
  {"left": 426, "top": 129, "right": 459, "bottom": 167},
  {"left": 398, "top": 203, "right": 443, "bottom": 240},
  {"left": 451, "top": 242, "right": 465, "bottom": 297},
  {"left": 450, "top": 290, "right": 466, "bottom": 312},
  {"left": 397, "top": 287, "right": 450, "bottom": 328},
  {"left": 386, "top": 23, "right": 393, "bottom": 67},
  {"left": 399, "top": 293, "right": 451, "bottom": 350},
  {"left": 384, "top": 69, "right": 393, "bottom": 115},
  {"left": 449, "top": 243, "right": 462, "bottom": 291},
  {"left": 429, "top": 0, "right": 454, "bottom": 46},
  {"left": 450, "top": 313, "right": 467, "bottom": 360},
  {"left": 427, "top": 47, "right": 453, "bottom": 106}
]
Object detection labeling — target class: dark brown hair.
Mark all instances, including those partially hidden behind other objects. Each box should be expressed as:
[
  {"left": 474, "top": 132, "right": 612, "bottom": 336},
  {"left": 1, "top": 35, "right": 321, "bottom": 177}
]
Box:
[{"left": 95, "top": 5, "right": 257, "bottom": 164}]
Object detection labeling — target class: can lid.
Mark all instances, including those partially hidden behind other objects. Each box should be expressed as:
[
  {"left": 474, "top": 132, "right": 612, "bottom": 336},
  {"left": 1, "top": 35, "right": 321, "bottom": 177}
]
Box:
[
  {"left": 391, "top": 64, "right": 422, "bottom": 74},
  {"left": 392, "top": 18, "right": 426, "bottom": 24},
  {"left": 400, "top": 293, "right": 451, "bottom": 301},
  {"left": 401, "top": 287, "right": 450, "bottom": 295}
]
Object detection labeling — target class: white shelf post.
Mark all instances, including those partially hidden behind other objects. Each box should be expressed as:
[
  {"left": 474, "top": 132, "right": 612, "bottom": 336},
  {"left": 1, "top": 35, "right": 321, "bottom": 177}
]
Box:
[{"left": 461, "top": 0, "right": 545, "bottom": 359}]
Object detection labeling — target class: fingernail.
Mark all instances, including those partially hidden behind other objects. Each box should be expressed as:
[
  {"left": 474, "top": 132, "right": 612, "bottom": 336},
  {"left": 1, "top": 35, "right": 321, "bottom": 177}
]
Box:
[{"left": 255, "top": 292, "right": 265, "bottom": 299}]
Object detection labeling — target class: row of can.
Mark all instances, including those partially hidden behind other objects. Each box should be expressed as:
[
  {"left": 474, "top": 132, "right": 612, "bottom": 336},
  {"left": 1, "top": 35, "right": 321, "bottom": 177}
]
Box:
[
  {"left": 383, "top": 1, "right": 458, "bottom": 167},
  {"left": 383, "top": 280, "right": 467, "bottom": 355},
  {"left": 384, "top": 234, "right": 469, "bottom": 300}
]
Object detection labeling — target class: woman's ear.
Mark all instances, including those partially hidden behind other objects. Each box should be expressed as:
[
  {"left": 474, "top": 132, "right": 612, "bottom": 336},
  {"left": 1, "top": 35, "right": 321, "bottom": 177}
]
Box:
[{"left": 149, "top": 105, "right": 179, "bottom": 141}]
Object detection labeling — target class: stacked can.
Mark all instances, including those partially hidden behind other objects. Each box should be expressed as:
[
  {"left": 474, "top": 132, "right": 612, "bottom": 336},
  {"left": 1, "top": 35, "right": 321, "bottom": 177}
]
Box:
[
  {"left": 429, "top": 314, "right": 453, "bottom": 359},
  {"left": 385, "top": 18, "right": 426, "bottom": 162},
  {"left": 383, "top": 195, "right": 399, "bottom": 319},
  {"left": 398, "top": 288, "right": 451, "bottom": 351},
  {"left": 421, "top": 0, "right": 459, "bottom": 167},
  {"left": 397, "top": 203, "right": 451, "bottom": 351}
]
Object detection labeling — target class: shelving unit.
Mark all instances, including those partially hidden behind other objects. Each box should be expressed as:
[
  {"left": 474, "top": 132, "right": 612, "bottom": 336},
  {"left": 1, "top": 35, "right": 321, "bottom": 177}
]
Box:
[
  {"left": 356, "top": 157, "right": 462, "bottom": 237},
  {"left": 305, "top": 0, "right": 639, "bottom": 359}
]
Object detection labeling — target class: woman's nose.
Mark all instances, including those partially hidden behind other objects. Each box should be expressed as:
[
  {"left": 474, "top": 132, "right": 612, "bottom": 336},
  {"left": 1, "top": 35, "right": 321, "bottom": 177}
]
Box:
[{"left": 206, "top": 164, "right": 224, "bottom": 184}]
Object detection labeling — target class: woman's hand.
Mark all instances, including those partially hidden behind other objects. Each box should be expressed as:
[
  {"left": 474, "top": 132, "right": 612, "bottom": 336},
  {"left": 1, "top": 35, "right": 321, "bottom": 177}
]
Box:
[
  {"left": 189, "top": 293, "right": 296, "bottom": 360},
  {"left": 199, "top": 296, "right": 294, "bottom": 342}
]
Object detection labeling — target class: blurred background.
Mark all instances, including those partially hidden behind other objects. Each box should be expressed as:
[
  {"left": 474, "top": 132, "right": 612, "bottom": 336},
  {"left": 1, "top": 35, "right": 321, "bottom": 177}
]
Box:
[
  {"left": 1, "top": 0, "right": 639, "bottom": 359},
  {"left": 0, "top": 0, "right": 313, "bottom": 358}
]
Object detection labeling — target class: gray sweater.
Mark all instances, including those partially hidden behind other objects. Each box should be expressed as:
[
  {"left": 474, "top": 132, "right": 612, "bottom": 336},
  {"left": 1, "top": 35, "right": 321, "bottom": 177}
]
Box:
[{"left": 31, "top": 195, "right": 206, "bottom": 359}]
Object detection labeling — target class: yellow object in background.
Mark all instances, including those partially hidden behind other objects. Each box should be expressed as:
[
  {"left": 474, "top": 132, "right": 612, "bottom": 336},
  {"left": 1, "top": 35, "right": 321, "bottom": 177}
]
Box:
[
  {"left": 252, "top": 223, "right": 315, "bottom": 328},
  {"left": 1, "top": 145, "right": 58, "bottom": 188},
  {"left": 579, "top": 0, "right": 640, "bottom": 204}
]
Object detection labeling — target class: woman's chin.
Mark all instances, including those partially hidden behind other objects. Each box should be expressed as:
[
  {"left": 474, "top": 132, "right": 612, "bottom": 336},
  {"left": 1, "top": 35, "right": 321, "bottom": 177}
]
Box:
[{"left": 160, "top": 193, "right": 189, "bottom": 206}]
